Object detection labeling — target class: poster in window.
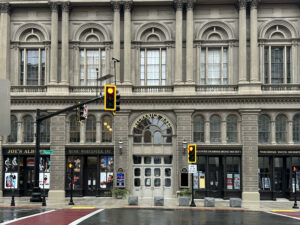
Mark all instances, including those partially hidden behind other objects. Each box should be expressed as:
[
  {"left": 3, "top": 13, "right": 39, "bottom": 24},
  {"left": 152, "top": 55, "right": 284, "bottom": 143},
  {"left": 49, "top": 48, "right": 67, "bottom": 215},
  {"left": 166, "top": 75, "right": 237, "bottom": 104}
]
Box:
[
  {"left": 117, "top": 173, "right": 125, "bottom": 187},
  {"left": 4, "top": 157, "right": 18, "bottom": 172},
  {"left": 193, "top": 172, "right": 199, "bottom": 190},
  {"left": 264, "top": 177, "right": 271, "bottom": 189},
  {"left": 100, "top": 156, "right": 114, "bottom": 171},
  {"left": 100, "top": 172, "right": 107, "bottom": 188},
  {"left": 39, "top": 157, "right": 51, "bottom": 172},
  {"left": 199, "top": 172, "right": 205, "bottom": 189},
  {"left": 39, "top": 173, "right": 50, "bottom": 189},
  {"left": 227, "top": 174, "right": 233, "bottom": 190},
  {"left": 234, "top": 174, "right": 240, "bottom": 190},
  {"left": 5, "top": 173, "right": 18, "bottom": 189}
]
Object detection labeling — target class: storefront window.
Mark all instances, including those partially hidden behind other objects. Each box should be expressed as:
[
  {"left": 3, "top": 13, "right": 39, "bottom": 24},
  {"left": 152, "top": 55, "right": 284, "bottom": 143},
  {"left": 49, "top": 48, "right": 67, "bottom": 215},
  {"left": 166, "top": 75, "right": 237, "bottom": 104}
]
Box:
[
  {"left": 226, "top": 157, "right": 240, "bottom": 190},
  {"left": 259, "top": 157, "right": 271, "bottom": 191},
  {"left": 197, "top": 156, "right": 206, "bottom": 190},
  {"left": 4, "top": 156, "right": 19, "bottom": 189},
  {"left": 102, "top": 116, "right": 112, "bottom": 143},
  {"left": 208, "top": 157, "right": 219, "bottom": 190},
  {"left": 100, "top": 156, "right": 114, "bottom": 189},
  {"left": 66, "top": 156, "right": 81, "bottom": 190},
  {"left": 292, "top": 157, "right": 300, "bottom": 192},
  {"left": 39, "top": 156, "right": 51, "bottom": 189}
]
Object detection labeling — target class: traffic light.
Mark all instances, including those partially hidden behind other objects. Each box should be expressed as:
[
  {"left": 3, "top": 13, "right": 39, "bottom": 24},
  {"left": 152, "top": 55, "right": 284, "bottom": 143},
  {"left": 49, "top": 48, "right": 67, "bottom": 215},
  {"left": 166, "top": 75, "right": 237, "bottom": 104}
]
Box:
[
  {"left": 116, "top": 90, "right": 120, "bottom": 112},
  {"left": 293, "top": 166, "right": 297, "bottom": 172},
  {"left": 104, "top": 85, "right": 116, "bottom": 111},
  {"left": 188, "top": 144, "right": 196, "bottom": 163},
  {"left": 77, "top": 102, "right": 85, "bottom": 123},
  {"left": 68, "top": 162, "right": 74, "bottom": 169}
]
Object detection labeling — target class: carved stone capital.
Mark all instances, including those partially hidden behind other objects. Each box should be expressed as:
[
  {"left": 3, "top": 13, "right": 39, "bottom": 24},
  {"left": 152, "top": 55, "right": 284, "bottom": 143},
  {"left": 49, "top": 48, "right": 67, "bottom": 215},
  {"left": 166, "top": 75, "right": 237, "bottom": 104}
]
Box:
[
  {"left": 0, "top": 3, "right": 10, "bottom": 14},
  {"left": 62, "top": 2, "right": 70, "bottom": 12},
  {"left": 174, "top": 0, "right": 184, "bottom": 11},
  {"left": 111, "top": 1, "right": 121, "bottom": 12},
  {"left": 238, "top": 0, "right": 247, "bottom": 9},
  {"left": 186, "top": 0, "right": 194, "bottom": 10},
  {"left": 49, "top": 2, "right": 58, "bottom": 12},
  {"left": 123, "top": 1, "right": 133, "bottom": 11},
  {"left": 250, "top": 0, "right": 259, "bottom": 9}
]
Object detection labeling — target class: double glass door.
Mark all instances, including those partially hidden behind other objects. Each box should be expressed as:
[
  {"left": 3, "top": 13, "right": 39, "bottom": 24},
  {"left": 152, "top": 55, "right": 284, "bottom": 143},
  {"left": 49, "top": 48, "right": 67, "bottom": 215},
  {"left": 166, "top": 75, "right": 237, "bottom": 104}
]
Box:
[
  {"left": 207, "top": 157, "right": 223, "bottom": 197},
  {"left": 83, "top": 156, "right": 97, "bottom": 196}
]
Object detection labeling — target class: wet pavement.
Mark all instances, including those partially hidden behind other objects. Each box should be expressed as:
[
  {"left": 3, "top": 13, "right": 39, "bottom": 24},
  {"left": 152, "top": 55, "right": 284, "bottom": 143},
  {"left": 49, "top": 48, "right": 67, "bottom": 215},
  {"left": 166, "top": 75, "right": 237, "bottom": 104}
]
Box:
[
  {"left": 78, "top": 208, "right": 300, "bottom": 225},
  {"left": 0, "top": 208, "right": 47, "bottom": 223}
]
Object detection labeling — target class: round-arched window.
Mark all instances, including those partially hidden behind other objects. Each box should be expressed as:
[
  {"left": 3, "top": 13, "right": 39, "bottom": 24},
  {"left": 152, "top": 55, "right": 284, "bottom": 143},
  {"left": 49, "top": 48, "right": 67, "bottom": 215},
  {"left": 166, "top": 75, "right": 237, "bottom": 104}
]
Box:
[{"left": 133, "top": 115, "right": 172, "bottom": 144}]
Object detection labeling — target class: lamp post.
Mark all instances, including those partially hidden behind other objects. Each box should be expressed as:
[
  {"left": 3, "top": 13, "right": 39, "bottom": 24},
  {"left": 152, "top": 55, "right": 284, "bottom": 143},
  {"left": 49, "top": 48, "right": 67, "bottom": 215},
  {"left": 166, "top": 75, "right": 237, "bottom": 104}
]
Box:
[
  {"left": 10, "top": 172, "right": 15, "bottom": 206},
  {"left": 42, "top": 161, "right": 46, "bottom": 206},
  {"left": 293, "top": 166, "right": 299, "bottom": 209},
  {"left": 69, "top": 162, "right": 75, "bottom": 205},
  {"left": 119, "top": 140, "right": 123, "bottom": 155}
]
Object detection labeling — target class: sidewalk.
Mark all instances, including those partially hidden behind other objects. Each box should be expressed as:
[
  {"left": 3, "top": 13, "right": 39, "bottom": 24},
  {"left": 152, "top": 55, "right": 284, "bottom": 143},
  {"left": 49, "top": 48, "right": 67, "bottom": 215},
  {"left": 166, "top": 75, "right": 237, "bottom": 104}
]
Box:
[{"left": 0, "top": 197, "right": 299, "bottom": 212}]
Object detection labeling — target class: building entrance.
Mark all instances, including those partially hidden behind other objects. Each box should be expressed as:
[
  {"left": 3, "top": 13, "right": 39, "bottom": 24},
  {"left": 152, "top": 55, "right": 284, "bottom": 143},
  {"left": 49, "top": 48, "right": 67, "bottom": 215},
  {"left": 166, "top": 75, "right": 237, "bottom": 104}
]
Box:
[{"left": 132, "top": 155, "right": 173, "bottom": 198}]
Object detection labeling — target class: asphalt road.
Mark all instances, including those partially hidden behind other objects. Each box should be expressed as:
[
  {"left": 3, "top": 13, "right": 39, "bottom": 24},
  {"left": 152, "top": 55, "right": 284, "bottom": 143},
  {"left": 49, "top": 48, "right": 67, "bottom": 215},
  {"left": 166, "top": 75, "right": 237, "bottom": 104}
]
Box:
[
  {"left": 0, "top": 208, "right": 47, "bottom": 223},
  {"left": 78, "top": 208, "right": 300, "bottom": 225}
]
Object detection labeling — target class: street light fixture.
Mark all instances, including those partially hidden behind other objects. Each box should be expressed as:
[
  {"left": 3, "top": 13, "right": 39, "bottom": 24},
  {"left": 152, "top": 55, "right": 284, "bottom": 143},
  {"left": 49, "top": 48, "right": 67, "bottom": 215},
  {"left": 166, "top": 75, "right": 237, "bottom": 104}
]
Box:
[
  {"left": 119, "top": 140, "right": 123, "bottom": 155},
  {"left": 182, "top": 139, "right": 187, "bottom": 155}
]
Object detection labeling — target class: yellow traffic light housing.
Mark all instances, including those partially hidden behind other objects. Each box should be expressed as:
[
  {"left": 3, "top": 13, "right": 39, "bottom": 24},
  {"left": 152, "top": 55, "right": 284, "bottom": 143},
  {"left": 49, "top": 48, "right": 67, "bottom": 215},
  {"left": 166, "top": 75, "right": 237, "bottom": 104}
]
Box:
[
  {"left": 188, "top": 144, "right": 196, "bottom": 163},
  {"left": 104, "top": 85, "right": 116, "bottom": 111}
]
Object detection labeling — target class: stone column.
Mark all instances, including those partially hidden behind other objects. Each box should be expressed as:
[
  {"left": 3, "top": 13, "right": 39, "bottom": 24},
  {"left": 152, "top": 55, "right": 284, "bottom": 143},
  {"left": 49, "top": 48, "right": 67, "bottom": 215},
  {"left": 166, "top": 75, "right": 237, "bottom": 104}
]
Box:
[
  {"left": 61, "top": 2, "right": 70, "bottom": 85},
  {"left": 287, "top": 113, "right": 294, "bottom": 144},
  {"left": 271, "top": 116, "right": 276, "bottom": 144},
  {"left": 112, "top": 1, "right": 121, "bottom": 83},
  {"left": 240, "top": 110, "right": 260, "bottom": 201},
  {"left": 123, "top": 1, "right": 132, "bottom": 84},
  {"left": 175, "top": 0, "right": 183, "bottom": 84},
  {"left": 238, "top": 0, "right": 247, "bottom": 84},
  {"left": 17, "top": 114, "right": 22, "bottom": 144},
  {"left": 0, "top": 3, "right": 10, "bottom": 80},
  {"left": 186, "top": 0, "right": 194, "bottom": 84},
  {"left": 48, "top": 114, "right": 66, "bottom": 201},
  {"left": 204, "top": 113, "right": 210, "bottom": 144},
  {"left": 250, "top": 0, "right": 259, "bottom": 83},
  {"left": 50, "top": 3, "right": 58, "bottom": 84},
  {"left": 96, "top": 114, "right": 101, "bottom": 143}
]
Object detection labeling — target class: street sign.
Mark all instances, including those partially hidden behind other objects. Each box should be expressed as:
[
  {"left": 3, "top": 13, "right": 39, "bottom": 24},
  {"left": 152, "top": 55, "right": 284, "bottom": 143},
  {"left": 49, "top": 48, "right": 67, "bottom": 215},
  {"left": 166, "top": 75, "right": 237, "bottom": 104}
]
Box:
[
  {"left": 0, "top": 79, "right": 10, "bottom": 136},
  {"left": 40, "top": 150, "right": 53, "bottom": 155},
  {"left": 188, "top": 165, "right": 197, "bottom": 174}
]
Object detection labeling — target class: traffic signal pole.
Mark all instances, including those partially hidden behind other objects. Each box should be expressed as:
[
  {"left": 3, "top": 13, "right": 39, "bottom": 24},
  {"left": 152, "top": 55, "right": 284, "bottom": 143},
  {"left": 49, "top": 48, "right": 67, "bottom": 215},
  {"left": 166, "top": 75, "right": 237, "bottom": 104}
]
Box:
[
  {"left": 30, "top": 95, "right": 103, "bottom": 202},
  {"left": 190, "top": 172, "right": 196, "bottom": 207}
]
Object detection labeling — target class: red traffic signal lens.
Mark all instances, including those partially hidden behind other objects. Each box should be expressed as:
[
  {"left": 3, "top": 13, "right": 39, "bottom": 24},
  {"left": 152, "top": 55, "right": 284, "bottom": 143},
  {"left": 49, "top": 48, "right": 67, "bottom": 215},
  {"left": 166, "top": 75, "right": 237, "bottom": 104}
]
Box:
[
  {"left": 293, "top": 166, "right": 296, "bottom": 172},
  {"left": 189, "top": 146, "right": 193, "bottom": 151},
  {"left": 68, "top": 163, "right": 73, "bottom": 169},
  {"left": 107, "top": 87, "right": 114, "bottom": 95}
]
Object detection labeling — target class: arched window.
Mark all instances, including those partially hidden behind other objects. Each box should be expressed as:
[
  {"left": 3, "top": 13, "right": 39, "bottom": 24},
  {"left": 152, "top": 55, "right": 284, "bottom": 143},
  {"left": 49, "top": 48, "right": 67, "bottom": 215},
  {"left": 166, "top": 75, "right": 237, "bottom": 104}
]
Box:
[
  {"left": 136, "top": 24, "right": 170, "bottom": 86},
  {"left": 40, "top": 118, "right": 50, "bottom": 143},
  {"left": 197, "top": 23, "right": 234, "bottom": 85},
  {"left": 226, "top": 115, "right": 238, "bottom": 143},
  {"left": 276, "top": 114, "right": 287, "bottom": 143},
  {"left": 86, "top": 115, "right": 96, "bottom": 142},
  {"left": 258, "top": 115, "right": 271, "bottom": 144},
  {"left": 260, "top": 22, "right": 297, "bottom": 84},
  {"left": 133, "top": 114, "right": 172, "bottom": 144},
  {"left": 16, "top": 26, "right": 49, "bottom": 86},
  {"left": 77, "top": 27, "right": 108, "bottom": 86},
  {"left": 23, "top": 115, "right": 34, "bottom": 143},
  {"left": 70, "top": 115, "right": 80, "bottom": 143},
  {"left": 210, "top": 115, "right": 221, "bottom": 143},
  {"left": 8, "top": 115, "right": 18, "bottom": 143},
  {"left": 102, "top": 115, "right": 112, "bottom": 142},
  {"left": 193, "top": 115, "right": 204, "bottom": 143},
  {"left": 293, "top": 114, "right": 300, "bottom": 143}
]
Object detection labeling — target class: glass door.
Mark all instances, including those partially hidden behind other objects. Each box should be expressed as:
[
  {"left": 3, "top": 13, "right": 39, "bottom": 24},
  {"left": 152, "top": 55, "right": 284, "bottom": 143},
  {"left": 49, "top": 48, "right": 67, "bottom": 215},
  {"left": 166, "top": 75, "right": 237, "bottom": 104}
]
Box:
[
  {"left": 207, "top": 157, "right": 222, "bottom": 197},
  {"left": 84, "top": 156, "right": 97, "bottom": 196},
  {"left": 25, "top": 157, "right": 35, "bottom": 196},
  {"left": 274, "top": 157, "right": 286, "bottom": 198}
]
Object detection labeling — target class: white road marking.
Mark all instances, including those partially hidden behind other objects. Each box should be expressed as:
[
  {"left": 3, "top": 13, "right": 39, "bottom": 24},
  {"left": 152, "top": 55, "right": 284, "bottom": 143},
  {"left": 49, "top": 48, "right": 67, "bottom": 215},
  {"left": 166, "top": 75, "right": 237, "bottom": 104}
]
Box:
[
  {"left": 68, "top": 209, "right": 104, "bottom": 225},
  {"left": 265, "top": 211, "right": 300, "bottom": 221},
  {"left": 0, "top": 209, "right": 55, "bottom": 225}
]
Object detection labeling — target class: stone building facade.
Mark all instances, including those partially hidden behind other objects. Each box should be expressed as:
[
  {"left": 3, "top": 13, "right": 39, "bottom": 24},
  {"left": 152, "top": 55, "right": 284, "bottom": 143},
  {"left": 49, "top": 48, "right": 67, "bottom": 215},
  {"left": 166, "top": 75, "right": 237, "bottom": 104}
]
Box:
[{"left": 0, "top": 0, "right": 300, "bottom": 202}]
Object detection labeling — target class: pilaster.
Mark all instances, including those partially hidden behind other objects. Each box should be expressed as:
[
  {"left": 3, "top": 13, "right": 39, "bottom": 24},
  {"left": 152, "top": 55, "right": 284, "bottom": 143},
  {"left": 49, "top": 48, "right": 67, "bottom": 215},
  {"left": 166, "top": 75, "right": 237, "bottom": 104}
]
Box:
[
  {"left": 240, "top": 109, "right": 260, "bottom": 201},
  {"left": 112, "top": 1, "right": 121, "bottom": 83},
  {"left": 0, "top": 3, "right": 10, "bottom": 80},
  {"left": 49, "top": 2, "right": 58, "bottom": 85},
  {"left": 174, "top": 0, "right": 183, "bottom": 84},
  {"left": 123, "top": 1, "right": 132, "bottom": 85},
  {"left": 185, "top": 0, "right": 194, "bottom": 84},
  {"left": 61, "top": 2, "right": 70, "bottom": 86},
  {"left": 238, "top": 0, "right": 247, "bottom": 84}
]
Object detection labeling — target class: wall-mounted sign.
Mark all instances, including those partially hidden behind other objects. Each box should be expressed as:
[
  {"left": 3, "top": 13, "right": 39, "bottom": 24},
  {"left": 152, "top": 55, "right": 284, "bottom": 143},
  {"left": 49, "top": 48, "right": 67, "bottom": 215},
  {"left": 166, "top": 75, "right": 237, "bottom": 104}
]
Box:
[
  {"left": 3, "top": 148, "right": 50, "bottom": 155},
  {"left": 4, "top": 173, "right": 18, "bottom": 189},
  {"left": 116, "top": 173, "right": 125, "bottom": 187},
  {"left": 39, "top": 173, "right": 50, "bottom": 189},
  {"left": 259, "top": 150, "right": 300, "bottom": 155},
  {"left": 188, "top": 165, "right": 197, "bottom": 174},
  {"left": 133, "top": 113, "right": 172, "bottom": 129},
  {"left": 66, "top": 148, "right": 114, "bottom": 155},
  {"left": 197, "top": 149, "right": 242, "bottom": 155}
]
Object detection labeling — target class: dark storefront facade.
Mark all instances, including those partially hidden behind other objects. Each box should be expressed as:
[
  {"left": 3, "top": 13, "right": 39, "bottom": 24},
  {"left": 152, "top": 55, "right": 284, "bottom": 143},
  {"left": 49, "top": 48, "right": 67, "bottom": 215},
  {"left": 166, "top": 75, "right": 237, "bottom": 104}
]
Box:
[
  {"left": 258, "top": 149, "right": 300, "bottom": 200},
  {"left": 194, "top": 149, "right": 242, "bottom": 199},
  {"left": 2, "top": 147, "right": 51, "bottom": 197},
  {"left": 65, "top": 147, "right": 114, "bottom": 197}
]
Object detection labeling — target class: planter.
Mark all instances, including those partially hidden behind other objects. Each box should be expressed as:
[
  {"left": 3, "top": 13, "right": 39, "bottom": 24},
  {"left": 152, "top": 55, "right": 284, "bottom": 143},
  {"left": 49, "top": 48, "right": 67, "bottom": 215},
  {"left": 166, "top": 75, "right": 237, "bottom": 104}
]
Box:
[
  {"left": 116, "top": 195, "right": 123, "bottom": 199},
  {"left": 178, "top": 196, "right": 191, "bottom": 206}
]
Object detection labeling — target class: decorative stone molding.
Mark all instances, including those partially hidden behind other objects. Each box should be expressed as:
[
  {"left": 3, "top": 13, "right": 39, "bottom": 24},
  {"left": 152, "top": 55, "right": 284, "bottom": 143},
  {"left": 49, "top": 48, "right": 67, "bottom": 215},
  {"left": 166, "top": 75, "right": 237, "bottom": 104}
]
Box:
[
  {"left": 259, "top": 20, "right": 298, "bottom": 39},
  {"left": 73, "top": 23, "right": 110, "bottom": 41},
  {"left": 49, "top": 2, "right": 58, "bottom": 12},
  {"left": 62, "top": 2, "right": 70, "bottom": 12},
  {"left": 238, "top": 0, "right": 247, "bottom": 9},
  {"left": 0, "top": 3, "right": 10, "bottom": 14},
  {"left": 197, "top": 21, "right": 235, "bottom": 40},
  {"left": 111, "top": 1, "right": 121, "bottom": 11},
  {"left": 250, "top": 0, "right": 260, "bottom": 9},
  {"left": 13, "top": 23, "right": 50, "bottom": 42},
  {"left": 186, "top": 0, "right": 194, "bottom": 10},
  {"left": 135, "top": 22, "right": 172, "bottom": 41},
  {"left": 174, "top": 0, "right": 184, "bottom": 11},
  {"left": 123, "top": 1, "right": 133, "bottom": 11}
]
